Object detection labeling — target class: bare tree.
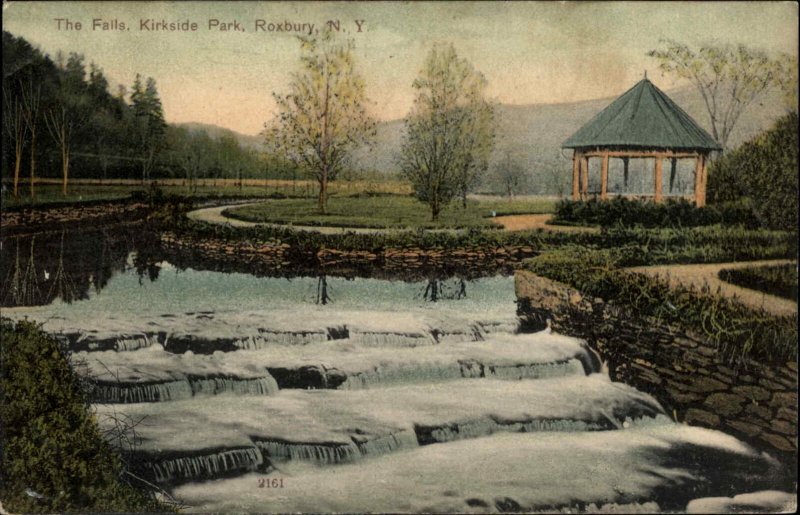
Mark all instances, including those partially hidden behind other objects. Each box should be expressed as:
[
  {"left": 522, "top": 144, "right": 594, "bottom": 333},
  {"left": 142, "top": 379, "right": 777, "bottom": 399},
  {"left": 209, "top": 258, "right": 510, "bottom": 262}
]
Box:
[
  {"left": 19, "top": 81, "right": 42, "bottom": 199},
  {"left": 648, "top": 40, "right": 788, "bottom": 150},
  {"left": 493, "top": 152, "right": 528, "bottom": 199},
  {"left": 45, "top": 98, "right": 88, "bottom": 195},
  {"left": 2, "top": 87, "right": 27, "bottom": 197},
  {"left": 266, "top": 30, "right": 375, "bottom": 214}
]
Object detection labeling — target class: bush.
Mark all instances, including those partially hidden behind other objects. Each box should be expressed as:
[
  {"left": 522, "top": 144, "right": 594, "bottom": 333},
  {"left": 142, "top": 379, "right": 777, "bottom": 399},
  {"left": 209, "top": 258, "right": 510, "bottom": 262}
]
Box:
[
  {"left": 707, "top": 111, "right": 799, "bottom": 231},
  {"left": 552, "top": 196, "right": 761, "bottom": 229},
  {"left": 524, "top": 248, "right": 798, "bottom": 365},
  {"left": 0, "top": 318, "right": 170, "bottom": 513},
  {"left": 719, "top": 264, "right": 799, "bottom": 301}
]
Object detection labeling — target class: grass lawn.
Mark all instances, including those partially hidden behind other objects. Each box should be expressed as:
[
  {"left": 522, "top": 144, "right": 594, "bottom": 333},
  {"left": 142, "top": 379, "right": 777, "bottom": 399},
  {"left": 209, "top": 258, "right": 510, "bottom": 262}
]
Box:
[
  {"left": 224, "top": 194, "right": 556, "bottom": 229},
  {"left": 719, "top": 263, "right": 799, "bottom": 301}
]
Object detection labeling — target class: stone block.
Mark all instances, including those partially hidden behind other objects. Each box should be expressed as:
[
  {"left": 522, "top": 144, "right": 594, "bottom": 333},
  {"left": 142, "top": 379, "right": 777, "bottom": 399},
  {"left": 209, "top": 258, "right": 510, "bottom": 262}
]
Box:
[
  {"left": 759, "top": 432, "right": 796, "bottom": 452},
  {"left": 776, "top": 406, "right": 798, "bottom": 421},
  {"left": 732, "top": 385, "right": 771, "bottom": 402},
  {"left": 725, "top": 420, "right": 763, "bottom": 437},
  {"left": 770, "top": 419, "right": 796, "bottom": 436},
  {"left": 770, "top": 391, "right": 798, "bottom": 409},
  {"left": 744, "top": 403, "right": 772, "bottom": 421},
  {"left": 704, "top": 393, "right": 747, "bottom": 417},
  {"left": 684, "top": 408, "right": 720, "bottom": 427},
  {"left": 687, "top": 376, "right": 729, "bottom": 393}
]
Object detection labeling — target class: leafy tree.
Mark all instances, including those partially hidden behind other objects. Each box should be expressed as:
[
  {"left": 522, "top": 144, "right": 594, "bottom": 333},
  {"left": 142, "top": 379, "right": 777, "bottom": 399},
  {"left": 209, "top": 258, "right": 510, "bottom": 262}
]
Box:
[
  {"left": 266, "top": 29, "right": 375, "bottom": 214},
  {"left": 399, "top": 43, "right": 493, "bottom": 220},
  {"left": 648, "top": 40, "right": 792, "bottom": 150},
  {"left": 707, "top": 111, "right": 798, "bottom": 230}
]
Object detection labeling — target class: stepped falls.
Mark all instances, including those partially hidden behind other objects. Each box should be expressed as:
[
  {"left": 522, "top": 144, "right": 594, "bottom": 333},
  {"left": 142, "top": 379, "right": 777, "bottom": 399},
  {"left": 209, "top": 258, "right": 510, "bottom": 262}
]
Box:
[{"left": 7, "top": 269, "right": 788, "bottom": 513}]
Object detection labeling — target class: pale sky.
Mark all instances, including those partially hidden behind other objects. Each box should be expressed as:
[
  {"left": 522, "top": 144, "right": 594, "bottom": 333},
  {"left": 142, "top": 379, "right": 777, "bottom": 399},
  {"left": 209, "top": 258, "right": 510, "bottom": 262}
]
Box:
[{"left": 3, "top": 1, "right": 798, "bottom": 135}]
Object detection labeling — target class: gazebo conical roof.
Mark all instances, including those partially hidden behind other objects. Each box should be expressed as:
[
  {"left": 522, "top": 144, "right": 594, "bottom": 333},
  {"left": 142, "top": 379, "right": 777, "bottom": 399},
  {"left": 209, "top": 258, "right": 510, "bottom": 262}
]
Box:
[{"left": 562, "top": 79, "right": 721, "bottom": 151}]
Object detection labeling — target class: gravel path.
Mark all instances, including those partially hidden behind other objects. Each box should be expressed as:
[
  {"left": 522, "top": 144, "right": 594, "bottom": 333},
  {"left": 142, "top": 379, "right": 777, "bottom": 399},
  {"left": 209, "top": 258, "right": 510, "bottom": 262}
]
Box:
[
  {"left": 627, "top": 260, "right": 798, "bottom": 317},
  {"left": 491, "top": 214, "right": 599, "bottom": 233}
]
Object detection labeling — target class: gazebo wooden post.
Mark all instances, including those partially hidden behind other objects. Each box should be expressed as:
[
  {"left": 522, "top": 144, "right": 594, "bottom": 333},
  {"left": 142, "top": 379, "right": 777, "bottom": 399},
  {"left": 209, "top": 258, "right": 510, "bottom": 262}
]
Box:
[
  {"left": 580, "top": 155, "right": 589, "bottom": 199},
  {"left": 654, "top": 154, "right": 663, "bottom": 203},
  {"left": 622, "top": 157, "right": 629, "bottom": 191},
  {"left": 694, "top": 153, "right": 707, "bottom": 207},
  {"left": 669, "top": 157, "right": 677, "bottom": 193},
  {"left": 600, "top": 152, "right": 609, "bottom": 199},
  {"left": 571, "top": 150, "right": 580, "bottom": 200}
]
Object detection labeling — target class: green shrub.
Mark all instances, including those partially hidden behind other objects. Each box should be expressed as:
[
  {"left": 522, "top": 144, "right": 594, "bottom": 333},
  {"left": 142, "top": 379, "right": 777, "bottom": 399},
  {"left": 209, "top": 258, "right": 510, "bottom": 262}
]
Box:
[
  {"left": 707, "top": 111, "right": 799, "bottom": 231},
  {"left": 552, "top": 196, "right": 761, "bottom": 229},
  {"left": 0, "top": 318, "right": 171, "bottom": 513},
  {"left": 719, "top": 264, "right": 799, "bottom": 301},
  {"left": 525, "top": 248, "right": 798, "bottom": 365}
]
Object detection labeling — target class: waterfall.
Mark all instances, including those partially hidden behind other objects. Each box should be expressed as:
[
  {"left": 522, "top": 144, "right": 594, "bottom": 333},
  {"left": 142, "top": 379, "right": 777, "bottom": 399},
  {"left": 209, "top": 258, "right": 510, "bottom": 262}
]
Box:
[
  {"left": 92, "top": 374, "right": 278, "bottom": 403},
  {"left": 347, "top": 331, "right": 435, "bottom": 347},
  {"left": 353, "top": 429, "right": 420, "bottom": 457},
  {"left": 416, "top": 416, "right": 612, "bottom": 445},
  {"left": 148, "top": 447, "right": 264, "bottom": 484},
  {"left": 484, "top": 359, "right": 587, "bottom": 380},
  {"left": 92, "top": 379, "right": 193, "bottom": 403},
  {"left": 66, "top": 332, "right": 155, "bottom": 352},
  {"left": 234, "top": 330, "right": 329, "bottom": 349},
  {"left": 255, "top": 439, "right": 360, "bottom": 465},
  {"left": 339, "top": 363, "right": 464, "bottom": 389},
  {"left": 189, "top": 375, "right": 279, "bottom": 396}
]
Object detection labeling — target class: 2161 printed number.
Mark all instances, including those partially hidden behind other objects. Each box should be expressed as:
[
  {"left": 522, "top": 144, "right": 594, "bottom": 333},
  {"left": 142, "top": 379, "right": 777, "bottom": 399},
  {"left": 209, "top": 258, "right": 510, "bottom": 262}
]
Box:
[{"left": 257, "top": 478, "right": 285, "bottom": 488}]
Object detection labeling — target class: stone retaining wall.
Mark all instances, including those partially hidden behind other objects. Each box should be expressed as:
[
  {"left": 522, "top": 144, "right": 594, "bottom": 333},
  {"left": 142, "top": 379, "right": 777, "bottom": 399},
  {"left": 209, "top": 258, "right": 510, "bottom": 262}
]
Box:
[
  {"left": 515, "top": 270, "right": 798, "bottom": 458},
  {"left": 160, "top": 232, "right": 539, "bottom": 273},
  {"left": 1, "top": 201, "right": 149, "bottom": 234}
]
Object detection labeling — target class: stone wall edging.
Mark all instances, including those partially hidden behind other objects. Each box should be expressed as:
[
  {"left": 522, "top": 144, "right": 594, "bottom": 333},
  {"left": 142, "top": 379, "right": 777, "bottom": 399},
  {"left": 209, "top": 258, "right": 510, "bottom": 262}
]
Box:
[{"left": 515, "top": 270, "right": 798, "bottom": 457}]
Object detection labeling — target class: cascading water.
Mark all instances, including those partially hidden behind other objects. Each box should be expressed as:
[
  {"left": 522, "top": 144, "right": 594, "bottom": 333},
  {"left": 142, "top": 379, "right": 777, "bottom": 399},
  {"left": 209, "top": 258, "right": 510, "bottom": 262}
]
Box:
[{"left": 147, "top": 447, "right": 264, "bottom": 484}]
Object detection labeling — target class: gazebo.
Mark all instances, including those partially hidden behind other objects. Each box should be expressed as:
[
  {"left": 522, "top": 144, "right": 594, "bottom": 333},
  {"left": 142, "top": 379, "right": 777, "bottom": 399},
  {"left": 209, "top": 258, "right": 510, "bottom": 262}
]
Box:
[{"left": 562, "top": 78, "right": 721, "bottom": 207}]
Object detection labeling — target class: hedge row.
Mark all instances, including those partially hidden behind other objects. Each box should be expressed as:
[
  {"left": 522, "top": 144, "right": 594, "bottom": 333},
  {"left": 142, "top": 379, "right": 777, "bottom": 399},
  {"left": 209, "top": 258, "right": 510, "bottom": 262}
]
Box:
[
  {"left": 552, "top": 197, "right": 760, "bottom": 229},
  {"left": 719, "top": 264, "right": 799, "bottom": 302},
  {"left": 524, "top": 248, "right": 798, "bottom": 365},
  {"left": 169, "top": 211, "right": 797, "bottom": 267}
]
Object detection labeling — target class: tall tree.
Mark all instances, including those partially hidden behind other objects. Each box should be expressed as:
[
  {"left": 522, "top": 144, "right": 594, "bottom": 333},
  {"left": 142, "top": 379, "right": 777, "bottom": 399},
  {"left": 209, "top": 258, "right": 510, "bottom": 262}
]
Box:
[
  {"left": 19, "top": 81, "right": 41, "bottom": 199},
  {"left": 2, "top": 86, "right": 27, "bottom": 197},
  {"left": 265, "top": 30, "right": 375, "bottom": 214},
  {"left": 130, "top": 74, "right": 167, "bottom": 183},
  {"left": 45, "top": 62, "right": 90, "bottom": 195},
  {"left": 648, "top": 40, "right": 789, "bottom": 150},
  {"left": 399, "top": 43, "right": 493, "bottom": 220}
]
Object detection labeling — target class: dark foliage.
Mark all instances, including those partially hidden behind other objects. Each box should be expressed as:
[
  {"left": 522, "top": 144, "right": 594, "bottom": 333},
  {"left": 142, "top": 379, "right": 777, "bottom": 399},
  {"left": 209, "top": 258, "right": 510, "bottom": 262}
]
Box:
[
  {"left": 552, "top": 196, "right": 761, "bottom": 229},
  {"left": 707, "top": 111, "right": 799, "bottom": 231},
  {"left": 719, "top": 264, "right": 799, "bottom": 301},
  {"left": 0, "top": 318, "right": 172, "bottom": 512}
]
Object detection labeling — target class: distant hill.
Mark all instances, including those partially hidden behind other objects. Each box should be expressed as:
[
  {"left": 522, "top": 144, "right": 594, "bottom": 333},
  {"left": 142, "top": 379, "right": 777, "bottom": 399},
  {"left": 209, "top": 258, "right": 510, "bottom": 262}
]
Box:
[
  {"left": 174, "top": 122, "right": 265, "bottom": 150},
  {"left": 351, "top": 85, "right": 788, "bottom": 194},
  {"left": 179, "top": 86, "right": 788, "bottom": 195}
]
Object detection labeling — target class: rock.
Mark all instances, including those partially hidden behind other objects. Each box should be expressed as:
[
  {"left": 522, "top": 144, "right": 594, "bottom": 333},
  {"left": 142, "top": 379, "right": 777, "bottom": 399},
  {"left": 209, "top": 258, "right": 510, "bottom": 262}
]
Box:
[
  {"left": 759, "top": 432, "right": 796, "bottom": 452},
  {"left": 725, "top": 420, "right": 763, "bottom": 437},
  {"left": 703, "top": 393, "right": 746, "bottom": 417},
  {"left": 744, "top": 403, "right": 773, "bottom": 421},
  {"left": 689, "top": 376, "right": 729, "bottom": 393},
  {"left": 684, "top": 408, "right": 720, "bottom": 427},
  {"left": 732, "top": 385, "right": 771, "bottom": 402},
  {"left": 769, "top": 419, "right": 796, "bottom": 436},
  {"left": 770, "top": 391, "right": 798, "bottom": 409}
]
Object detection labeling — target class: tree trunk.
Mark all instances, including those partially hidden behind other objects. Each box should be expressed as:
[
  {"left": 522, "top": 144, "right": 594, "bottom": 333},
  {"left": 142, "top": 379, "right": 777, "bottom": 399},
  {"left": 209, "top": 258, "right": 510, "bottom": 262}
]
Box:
[
  {"left": 62, "top": 147, "right": 69, "bottom": 196},
  {"left": 29, "top": 133, "right": 36, "bottom": 199},
  {"left": 461, "top": 188, "right": 467, "bottom": 209},
  {"left": 431, "top": 198, "right": 440, "bottom": 221},
  {"left": 318, "top": 172, "right": 328, "bottom": 214},
  {"left": 13, "top": 146, "right": 22, "bottom": 197}
]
